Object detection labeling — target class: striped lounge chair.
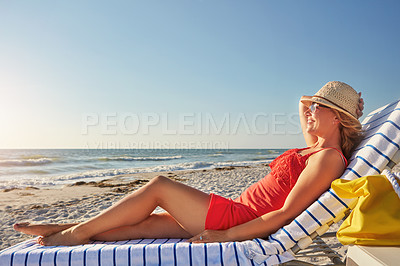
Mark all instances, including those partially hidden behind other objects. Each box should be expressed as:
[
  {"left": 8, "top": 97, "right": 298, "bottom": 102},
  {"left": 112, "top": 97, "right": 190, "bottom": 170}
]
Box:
[{"left": 1, "top": 99, "right": 399, "bottom": 266}]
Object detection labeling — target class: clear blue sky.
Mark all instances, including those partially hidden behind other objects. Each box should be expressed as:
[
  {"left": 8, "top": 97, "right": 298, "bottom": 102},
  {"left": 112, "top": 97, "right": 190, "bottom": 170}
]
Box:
[{"left": 1, "top": 0, "right": 399, "bottom": 149}]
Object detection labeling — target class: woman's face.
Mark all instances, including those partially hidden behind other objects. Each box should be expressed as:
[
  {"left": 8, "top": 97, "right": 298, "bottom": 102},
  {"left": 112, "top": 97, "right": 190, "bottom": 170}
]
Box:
[{"left": 304, "top": 103, "right": 339, "bottom": 136}]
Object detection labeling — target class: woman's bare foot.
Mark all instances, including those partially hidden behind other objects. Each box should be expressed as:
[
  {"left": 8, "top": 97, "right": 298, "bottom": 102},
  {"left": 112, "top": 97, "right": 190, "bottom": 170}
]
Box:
[
  {"left": 39, "top": 225, "right": 90, "bottom": 246},
  {"left": 14, "top": 222, "right": 77, "bottom": 237}
]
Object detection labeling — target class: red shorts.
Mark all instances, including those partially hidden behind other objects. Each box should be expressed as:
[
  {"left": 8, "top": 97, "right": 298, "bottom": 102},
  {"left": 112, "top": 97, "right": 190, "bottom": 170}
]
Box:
[{"left": 205, "top": 194, "right": 259, "bottom": 230}]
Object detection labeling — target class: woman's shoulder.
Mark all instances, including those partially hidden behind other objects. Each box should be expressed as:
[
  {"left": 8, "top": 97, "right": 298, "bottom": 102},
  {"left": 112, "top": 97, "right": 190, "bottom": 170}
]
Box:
[
  {"left": 308, "top": 147, "right": 347, "bottom": 168},
  {"left": 300, "top": 148, "right": 346, "bottom": 183}
]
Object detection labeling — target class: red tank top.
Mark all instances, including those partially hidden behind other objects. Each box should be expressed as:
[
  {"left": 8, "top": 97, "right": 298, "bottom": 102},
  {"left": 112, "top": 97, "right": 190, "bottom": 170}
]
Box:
[{"left": 234, "top": 147, "right": 347, "bottom": 216}]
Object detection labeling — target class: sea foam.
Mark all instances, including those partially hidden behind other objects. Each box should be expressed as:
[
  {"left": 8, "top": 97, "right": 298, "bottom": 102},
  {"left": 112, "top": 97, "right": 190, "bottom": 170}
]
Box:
[
  {"left": 0, "top": 159, "right": 270, "bottom": 189},
  {"left": 0, "top": 158, "right": 54, "bottom": 167}
]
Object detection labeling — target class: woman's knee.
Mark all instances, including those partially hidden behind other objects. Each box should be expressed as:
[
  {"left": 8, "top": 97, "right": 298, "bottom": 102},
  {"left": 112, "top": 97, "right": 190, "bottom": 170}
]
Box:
[
  {"left": 152, "top": 175, "right": 169, "bottom": 183},
  {"left": 146, "top": 175, "right": 173, "bottom": 197},
  {"left": 126, "top": 175, "right": 170, "bottom": 200},
  {"left": 149, "top": 175, "right": 171, "bottom": 188}
]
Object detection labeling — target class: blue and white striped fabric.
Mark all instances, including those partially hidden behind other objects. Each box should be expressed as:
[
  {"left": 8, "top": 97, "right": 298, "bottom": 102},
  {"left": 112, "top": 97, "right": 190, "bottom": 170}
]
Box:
[
  {"left": 1, "top": 99, "right": 399, "bottom": 266},
  {"left": 242, "top": 99, "right": 400, "bottom": 265},
  {"left": 0, "top": 237, "right": 294, "bottom": 266}
]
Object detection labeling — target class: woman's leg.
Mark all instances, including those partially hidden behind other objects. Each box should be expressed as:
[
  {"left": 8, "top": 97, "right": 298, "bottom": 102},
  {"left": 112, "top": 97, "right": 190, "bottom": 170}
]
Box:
[
  {"left": 91, "top": 212, "right": 192, "bottom": 241},
  {"left": 14, "top": 213, "right": 190, "bottom": 240},
  {"left": 40, "top": 176, "right": 211, "bottom": 246},
  {"left": 14, "top": 222, "right": 77, "bottom": 237}
]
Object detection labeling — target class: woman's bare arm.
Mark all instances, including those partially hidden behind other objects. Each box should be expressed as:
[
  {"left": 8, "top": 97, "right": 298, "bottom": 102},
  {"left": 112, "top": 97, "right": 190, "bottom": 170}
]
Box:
[{"left": 189, "top": 149, "right": 345, "bottom": 242}]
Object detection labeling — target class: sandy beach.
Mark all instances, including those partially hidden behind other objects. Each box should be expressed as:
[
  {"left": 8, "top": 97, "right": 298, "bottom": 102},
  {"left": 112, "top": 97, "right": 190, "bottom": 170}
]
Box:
[{"left": 0, "top": 164, "right": 346, "bottom": 265}]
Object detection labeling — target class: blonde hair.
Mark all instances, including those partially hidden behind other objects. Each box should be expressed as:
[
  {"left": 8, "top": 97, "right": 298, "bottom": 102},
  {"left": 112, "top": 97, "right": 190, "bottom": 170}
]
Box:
[{"left": 332, "top": 109, "right": 364, "bottom": 160}]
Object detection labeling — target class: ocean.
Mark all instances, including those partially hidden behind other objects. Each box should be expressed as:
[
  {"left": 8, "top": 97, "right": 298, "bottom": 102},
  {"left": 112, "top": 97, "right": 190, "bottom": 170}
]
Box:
[{"left": 0, "top": 149, "right": 286, "bottom": 189}]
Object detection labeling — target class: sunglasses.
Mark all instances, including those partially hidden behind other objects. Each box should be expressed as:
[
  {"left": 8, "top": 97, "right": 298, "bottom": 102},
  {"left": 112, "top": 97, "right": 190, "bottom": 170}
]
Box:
[{"left": 309, "top": 103, "right": 329, "bottom": 113}]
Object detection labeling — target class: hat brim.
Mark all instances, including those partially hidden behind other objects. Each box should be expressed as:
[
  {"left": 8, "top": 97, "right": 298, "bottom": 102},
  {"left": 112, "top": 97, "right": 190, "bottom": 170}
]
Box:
[{"left": 301, "top": 95, "right": 360, "bottom": 125}]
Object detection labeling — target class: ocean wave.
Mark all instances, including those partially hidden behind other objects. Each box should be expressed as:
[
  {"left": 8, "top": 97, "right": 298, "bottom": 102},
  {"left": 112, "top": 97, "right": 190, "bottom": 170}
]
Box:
[
  {"left": 248, "top": 156, "right": 277, "bottom": 161},
  {"left": 0, "top": 177, "right": 60, "bottom": 190},
  {"left": 0, "top": 158, "right": 55, "bottom": 167},
  {"left": 51, "top": 161, "right": 214, "bottom": 182},
  {"left": 98, "top": 155, "right": 183, "bottom": 162},
  {"left": 208, "top": 154, "right": 224, "bottom": 157},
  {"left": 46, "top": 160, "right": 270, "bottom": 184},
  {"left": 267, "top": 149, "right": 283, "bottom": 154},
  {"left": 1, "top": 159, "right": 271, "bottom": 190}
]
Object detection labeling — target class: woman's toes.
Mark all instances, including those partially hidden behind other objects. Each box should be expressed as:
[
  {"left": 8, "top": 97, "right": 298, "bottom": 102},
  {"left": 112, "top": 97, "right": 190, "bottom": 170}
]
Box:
[
  {"left": 37, "top": 236, "right": 44, "bottom": 246},
  {"left": 15, "top": 222, "right": 30, "bottom": 226},
  {"left": 39, "top": 235, "right": 59, "bottom": 246},
  {"left": 40, "top": 236, "right": 51, "bottom": 246},
  {"left": 14, "top": 222, "right": 30, "bottom": 230}
]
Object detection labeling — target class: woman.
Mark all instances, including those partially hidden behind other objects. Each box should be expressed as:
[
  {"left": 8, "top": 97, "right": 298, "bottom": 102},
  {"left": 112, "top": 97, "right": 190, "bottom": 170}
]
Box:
[{"left": 14, "top": 81, "right": 364, "bottom": 246}]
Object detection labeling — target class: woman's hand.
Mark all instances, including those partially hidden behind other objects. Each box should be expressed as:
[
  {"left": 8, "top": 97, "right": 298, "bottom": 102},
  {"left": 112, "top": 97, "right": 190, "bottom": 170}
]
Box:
[
  {"left": 356, "top": 92, "right": 364, "bottom": 118},
  {"left": 187, "top": 229, "right": 232, "bottom": 243}
]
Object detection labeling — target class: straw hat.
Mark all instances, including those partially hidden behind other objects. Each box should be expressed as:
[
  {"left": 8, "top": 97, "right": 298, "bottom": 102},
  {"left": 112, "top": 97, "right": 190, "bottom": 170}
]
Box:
[{"left": 301, "top": 81, "right": 360, "bottom": 124}]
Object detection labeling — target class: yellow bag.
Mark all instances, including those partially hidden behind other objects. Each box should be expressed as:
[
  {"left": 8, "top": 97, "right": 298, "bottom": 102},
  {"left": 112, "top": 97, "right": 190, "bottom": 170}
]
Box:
[{"left": 331, "top": 174, "right": 400, "bottom": 246}]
